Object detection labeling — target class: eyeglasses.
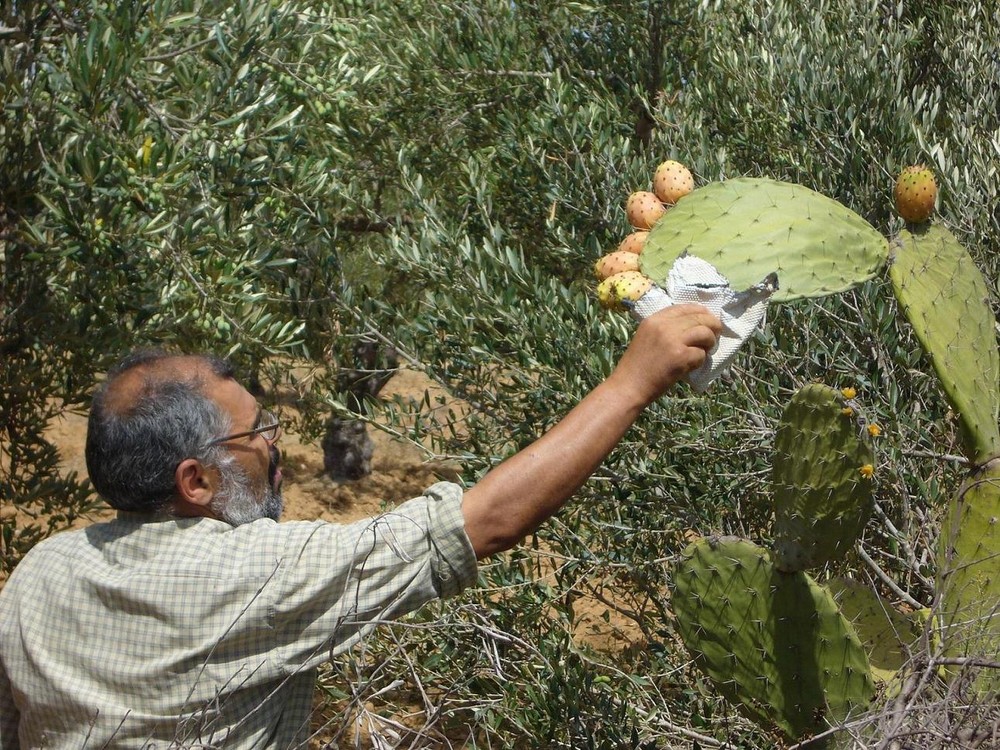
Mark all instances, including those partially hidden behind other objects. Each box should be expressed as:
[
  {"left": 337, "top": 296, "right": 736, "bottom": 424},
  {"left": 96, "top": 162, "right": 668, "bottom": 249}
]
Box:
[{"left": 206, "top": 408, "right": 281, "bottom": 447}]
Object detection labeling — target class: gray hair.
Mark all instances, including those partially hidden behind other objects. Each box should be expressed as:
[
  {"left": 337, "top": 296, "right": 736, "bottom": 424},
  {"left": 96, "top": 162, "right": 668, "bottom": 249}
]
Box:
[
  {"left": 85, "top": 349, "right": 234, "bottom": 513},
  {"left": 210, "top": 452, "right": 283, "bottom": 526}
]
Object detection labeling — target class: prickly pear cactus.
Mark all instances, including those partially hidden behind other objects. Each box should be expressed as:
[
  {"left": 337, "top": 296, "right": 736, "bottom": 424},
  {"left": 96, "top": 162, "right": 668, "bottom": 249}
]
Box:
[
  {"left": 938, "top": 458, "right": 1000, "bottom": 688},
  {"left": 772, "top": 384, "right": 875, "bottom": 572},
  {"left": 672, "top": 537, "right": 875, "bottom": 741},
  {"left": 640, "top": 178, "right": 889, "bottom": 302},
  {"left": 889, "top": 224, "right": 1000, "bottom": 464},
  {"left": 825, "top": 577, "right": 926, "bottom": 686}
]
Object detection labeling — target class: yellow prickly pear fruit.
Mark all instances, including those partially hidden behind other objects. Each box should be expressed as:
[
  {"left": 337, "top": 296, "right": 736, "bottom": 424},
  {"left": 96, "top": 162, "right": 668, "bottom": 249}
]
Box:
[
  {"left": 652, "top": 160, "right": 694, "bottom": 205},
  {"left": 594, "top": 250, "right": 641, "bottom": 281},
  {"left": 596, "top": 271, "right": 653, "bottom": 312},
  {"left": 617, "top": 230, "right": 649, "bottom": 255},
  {"left": 626, "top": 191, "right": 667, "bottom": 230},
  {"left": 894, "top": 165, "right": 937, "bottom": 223},
  {"left": 596, "top": 277, "right": 619, "bottom": 310}
]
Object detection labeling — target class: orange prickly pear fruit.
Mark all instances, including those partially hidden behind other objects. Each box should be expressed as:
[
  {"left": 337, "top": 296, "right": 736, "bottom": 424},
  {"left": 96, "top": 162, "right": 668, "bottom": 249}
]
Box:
[
  {"left": 626, "top": 191, "right": 667, "bottom": 230},
  {"left": 617, "top": 231, "right": 649, "bottom": 255},
  {"left": 653, "top": 160, "right": 694, "bottom": 205},
  {"left": 894, "top": 165, "right": 937, "bottom": 223},
  {"left": 594, "top": 250, "right": 641, "bottom": 281},
  {"left": 596, "top": 271, "right": 654, "bottom": 312}
]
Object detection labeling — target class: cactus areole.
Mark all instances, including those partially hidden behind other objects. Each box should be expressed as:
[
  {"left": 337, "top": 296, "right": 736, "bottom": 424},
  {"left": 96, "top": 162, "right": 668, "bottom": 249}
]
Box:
[{"left": 641, "top": 178, "right": 889, "bottom": 302}]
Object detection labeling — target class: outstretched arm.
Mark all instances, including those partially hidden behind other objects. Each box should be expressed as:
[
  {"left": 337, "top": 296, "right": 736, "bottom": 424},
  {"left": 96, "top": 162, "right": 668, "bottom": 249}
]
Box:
[{"left": 461, "top": 304, "right": 721, "bottom": 559}]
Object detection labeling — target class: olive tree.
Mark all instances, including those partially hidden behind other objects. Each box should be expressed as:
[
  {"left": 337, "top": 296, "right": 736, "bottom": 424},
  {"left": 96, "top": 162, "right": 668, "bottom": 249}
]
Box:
[{"left": 3, "top": 0, "right": 998, "bottom": 746}]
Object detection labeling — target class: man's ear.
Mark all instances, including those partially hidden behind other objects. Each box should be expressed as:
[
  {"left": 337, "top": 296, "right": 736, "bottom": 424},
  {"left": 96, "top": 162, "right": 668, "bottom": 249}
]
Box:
[{"left": 174, "top": 458, "right": 215, "bottom": 508}]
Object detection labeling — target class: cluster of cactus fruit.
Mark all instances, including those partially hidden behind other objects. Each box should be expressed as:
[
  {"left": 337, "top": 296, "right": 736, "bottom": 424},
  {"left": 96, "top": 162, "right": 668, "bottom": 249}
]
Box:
[
  {"left": 595, "top": 160, "right": 695, "bottom": 312},
  {"left": 591, "top": 161, "right": 998, "bottom": 742}
]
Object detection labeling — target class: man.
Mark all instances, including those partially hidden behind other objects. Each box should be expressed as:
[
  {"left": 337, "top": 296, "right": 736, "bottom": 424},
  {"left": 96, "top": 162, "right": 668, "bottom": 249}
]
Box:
[{"left": 0, "top": 305, "right": 721, "bottom": 748}]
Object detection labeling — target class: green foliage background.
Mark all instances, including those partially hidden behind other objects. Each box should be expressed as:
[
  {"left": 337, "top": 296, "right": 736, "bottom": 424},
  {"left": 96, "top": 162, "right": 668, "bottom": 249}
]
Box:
[{"left": 2, "top": 0, "right": 998, "bottom": 746}]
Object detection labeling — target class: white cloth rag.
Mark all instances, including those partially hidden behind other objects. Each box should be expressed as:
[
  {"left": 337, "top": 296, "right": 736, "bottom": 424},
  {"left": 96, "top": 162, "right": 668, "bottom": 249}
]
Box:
[{"left": 628, "top": 254, "right": 778, "bottom": 392}]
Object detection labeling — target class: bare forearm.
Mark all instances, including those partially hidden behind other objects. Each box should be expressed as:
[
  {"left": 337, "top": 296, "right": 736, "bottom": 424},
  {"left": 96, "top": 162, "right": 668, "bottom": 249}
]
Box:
[
  {"left": 459, "top": 305, "right": 722, "bottom": 560},
  {"left": 462, "top": 378, "right": 645, "bottom": 558}
]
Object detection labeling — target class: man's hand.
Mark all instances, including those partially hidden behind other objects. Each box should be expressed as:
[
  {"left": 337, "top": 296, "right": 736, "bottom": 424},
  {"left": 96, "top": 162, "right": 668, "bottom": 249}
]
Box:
[
  {"left": 462, "top": 304, "right": 721, "bottom": 559},
  {"left": 610, "top": 304, "right": 723, "bottom": 406}
]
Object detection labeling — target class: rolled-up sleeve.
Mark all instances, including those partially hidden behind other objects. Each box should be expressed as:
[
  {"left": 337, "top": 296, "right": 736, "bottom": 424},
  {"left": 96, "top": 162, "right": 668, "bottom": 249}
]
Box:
[
  {"left": 269, "top": 482, "right": 478, "bottom": 672},
  {"left": 422, "top": 482, "right": 479, "bottom": 599}
]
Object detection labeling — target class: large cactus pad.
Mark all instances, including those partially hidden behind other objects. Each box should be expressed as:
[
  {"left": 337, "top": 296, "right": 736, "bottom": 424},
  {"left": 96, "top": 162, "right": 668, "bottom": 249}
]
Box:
[
  {"left": 640, "top": 178, "right": 889, "bottom": 302},
  {"left": 889, "top": 224, "right": 1000, "bottom": 464},
  {"left": 938, "top": 458, "right": 1000, "bottom": 688},
  {"left": 672, "top": 537, "right": 874, "bottom": 741},
  {"left": 772, "top": 384, "right": 875, "bottom": 572}
]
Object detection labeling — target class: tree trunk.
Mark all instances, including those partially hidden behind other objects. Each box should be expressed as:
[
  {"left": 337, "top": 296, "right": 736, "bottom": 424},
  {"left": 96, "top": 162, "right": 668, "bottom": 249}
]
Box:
[{"left": 322, "top": 335, "right": 399, "bottom": 481}]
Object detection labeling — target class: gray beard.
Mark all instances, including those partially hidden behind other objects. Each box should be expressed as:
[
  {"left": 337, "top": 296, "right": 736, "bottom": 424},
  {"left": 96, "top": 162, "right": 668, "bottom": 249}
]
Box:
[{"left": 210, "top": 454, "right": 283, "bottom": 526}]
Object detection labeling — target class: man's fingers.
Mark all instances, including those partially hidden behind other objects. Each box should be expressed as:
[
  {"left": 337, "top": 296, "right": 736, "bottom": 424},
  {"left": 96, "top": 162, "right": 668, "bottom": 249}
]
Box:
[
  {"left": 648, "top": 303, "right": 723, "bottom": 334},
  {"left": 678, "top": 306, "right": 723, "bottom": 335},
  {"left": 688, "top": 346, "right": 709, "bottom": 371},
  {"left": 685, "top": 323, "right": 721, "bottom": 352}
]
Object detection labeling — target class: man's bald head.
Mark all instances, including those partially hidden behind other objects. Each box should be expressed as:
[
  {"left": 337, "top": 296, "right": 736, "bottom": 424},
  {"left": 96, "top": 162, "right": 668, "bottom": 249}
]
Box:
[
  {"left": 98, "top": 351, "right": 233, "bottom": 413},
  {"left": 86, "top": 350, "right": 236, "bottom": 513}
]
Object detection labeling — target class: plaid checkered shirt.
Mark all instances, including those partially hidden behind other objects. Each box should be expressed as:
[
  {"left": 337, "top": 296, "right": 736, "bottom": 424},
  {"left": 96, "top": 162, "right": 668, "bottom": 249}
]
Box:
[{"left": 0, "top": 482, "right": 477, "bottom": 749}]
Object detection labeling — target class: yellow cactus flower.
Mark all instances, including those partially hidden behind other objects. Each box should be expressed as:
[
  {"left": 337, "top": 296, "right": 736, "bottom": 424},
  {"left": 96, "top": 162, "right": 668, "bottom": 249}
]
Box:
[
  {"left": 859, "top": 464, "right": 875, "bottom": 479},
  {"left": 842, "top": 407, "right": 854, "bottom": 417},
  {"left": 868, "top": 423, "right": 882, "bottom": 437},
  {"left": 841, "top": 387, "right": 857, "bottom": 399}
]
